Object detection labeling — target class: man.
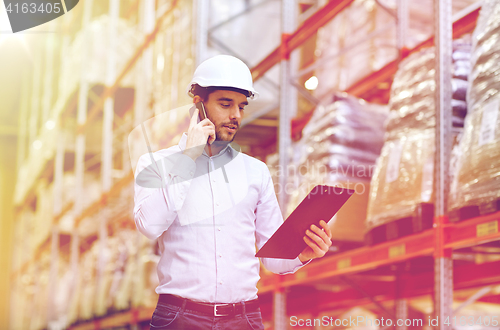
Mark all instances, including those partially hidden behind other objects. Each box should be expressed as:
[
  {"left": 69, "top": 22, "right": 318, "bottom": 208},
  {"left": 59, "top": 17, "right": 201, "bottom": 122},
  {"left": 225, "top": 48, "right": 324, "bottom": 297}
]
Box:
[{"left": 134, "top": 55, "right": 332, "bottom": 330}]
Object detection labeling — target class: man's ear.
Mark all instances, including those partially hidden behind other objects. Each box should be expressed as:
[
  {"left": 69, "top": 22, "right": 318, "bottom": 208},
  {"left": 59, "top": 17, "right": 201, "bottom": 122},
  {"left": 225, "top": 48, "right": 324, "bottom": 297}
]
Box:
[{"left": 193, "top": 95, "right": 202, "bottom": 104}]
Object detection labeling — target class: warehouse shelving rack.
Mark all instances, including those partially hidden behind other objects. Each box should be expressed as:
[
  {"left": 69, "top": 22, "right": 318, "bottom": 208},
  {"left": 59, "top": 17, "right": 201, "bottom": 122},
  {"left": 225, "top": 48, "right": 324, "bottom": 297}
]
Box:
[
  {"left": 256, "top": 211, "right": 500, "bottom": 312},
  {"left": 10, "top": 0, "right": 500, "bottom": 330},
  {"left": 10, "top": 0, "right": 189, "bottom": 329},
  {"left": 64, "top": 1, "right": 499, "bottom": 330},
  {"left": 250, "top": 1, "right": 499, "bottom": 329}
]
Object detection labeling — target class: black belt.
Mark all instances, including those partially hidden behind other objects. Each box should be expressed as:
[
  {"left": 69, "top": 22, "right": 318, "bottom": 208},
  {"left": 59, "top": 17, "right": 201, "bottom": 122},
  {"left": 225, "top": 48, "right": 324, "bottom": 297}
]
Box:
[{"left": 158, "top": 294, "right": 260, "bottom": 317}]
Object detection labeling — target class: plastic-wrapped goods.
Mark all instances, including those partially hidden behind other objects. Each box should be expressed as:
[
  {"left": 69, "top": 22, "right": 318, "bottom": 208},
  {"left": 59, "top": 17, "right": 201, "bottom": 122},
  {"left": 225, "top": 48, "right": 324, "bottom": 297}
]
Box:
[
  {"left": 65, "top": 229, "right": 159, "bottom": 326},
  {"left": 367, "top": 129, "right": 435, "bottom": 229},
  {"left": 109, "top": 230, "right": 152, "bottom": 311},
  {"left": 51, "top": 258, "right": 73, "bottom": 329},
  {"left": 301, "top": 94, "right": 387, "bottom": 153},
  {"left": 367, "top": 39, "right": 472, "bottom": 232},
  {"left": 313, "top": 0, "right": 402, "bottom": 99},
  {"left": 113, "top": 234, "right": 139, "bottom": 311},
  {"left": 106, "top": 232, "right": 131, "bottom": 311},
  {"left": 386, "top": 41, "right": 472, "bottom": 134},
  {"left": 95, "top": 236, "right": 117, "bottom": 316},
  {"left": 13, "top": 210, "right": 36, "bottom": 270},
  {"left": 449, "top": 0, "right": 500, "bottom": 212},
  {"left": 15, "top": 264, "right": 36, "bottom": 329},
  {"left": 131, "top": 234, "right": 160, "bottom": 309},
  {"left": 297, "top": 95, "right": 388, "bottom": 181},
  {"left": 79, "top": 244, "right": 98, "bottom": 320},
  {"left": 275, "top": 95, "right": 388, "bottom": 242},
  {"left": 29, "top": 252, "right": 51, "bottom": 330},
  {"left": 34, "top": 179, "right": 54, "bottom": 248}
]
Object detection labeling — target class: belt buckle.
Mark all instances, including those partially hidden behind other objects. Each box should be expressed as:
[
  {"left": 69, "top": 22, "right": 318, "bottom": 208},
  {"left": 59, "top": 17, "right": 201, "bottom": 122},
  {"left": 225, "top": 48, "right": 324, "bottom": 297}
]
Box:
[{"left": 214, "top": 304, "right": 227, "bottom": 317}]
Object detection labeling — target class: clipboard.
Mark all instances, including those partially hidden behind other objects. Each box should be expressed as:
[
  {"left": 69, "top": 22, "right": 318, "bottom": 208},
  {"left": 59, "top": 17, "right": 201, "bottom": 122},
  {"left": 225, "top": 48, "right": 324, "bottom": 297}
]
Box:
[{"left": 255, "top": 185, "right": 355, "bottom": 259}]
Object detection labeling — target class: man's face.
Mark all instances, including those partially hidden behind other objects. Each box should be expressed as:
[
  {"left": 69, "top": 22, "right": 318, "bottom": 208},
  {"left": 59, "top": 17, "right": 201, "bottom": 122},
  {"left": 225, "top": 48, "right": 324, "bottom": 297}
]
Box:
[{"left": 201, "top": 90, "right": 248, "bottom": 142}]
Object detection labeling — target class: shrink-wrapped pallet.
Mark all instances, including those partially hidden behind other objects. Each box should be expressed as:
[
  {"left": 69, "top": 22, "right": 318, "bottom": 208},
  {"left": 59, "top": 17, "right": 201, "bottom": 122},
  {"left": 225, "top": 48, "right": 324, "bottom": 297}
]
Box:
[
  {"left": 17, "top": 265, "right": 36, "bottom": 329},
  {"left": 83, "top": 230, "right": 141, "bottom": 316},
  {"left": 67, "top": 241, "right": 97, "bottom": 324},
  {"left": 108, "top": 230, "right": 143, "bottom": 311},
  {"left": 31, "top": 252, "right": 50, "bottom": 330},
  {"left": 34, "top": 180, "right": 54, "bottom": 248},
  {"left": 276, "top": 95, "right": 388, "bottom": 243},
  {"left": 367, "top": 128, "right": 435, "bottom": 229},
  {"left": 386, "top": 43, "right": 471, "bottom": 134},
  {"left": 449, "top": 0, "right": 500, "bottom": 212},
  {"left": 367, "top": 41, "right": 471, "bottom": 233},
  {"left": 131, "top": 234, "right": 160, "bottom": 308},
  {"left": 51, "top": 258, "right": 73, "bottom": 329},
  {"left": 95, "top": 236, "right": 116, "bottom": 316},
  {"left": 66, "top": 229, "right": 159, "bottom": 324},
  {"left": 288, "top": 95, "right": 387, "bottom": 210},
  {"left": 79, "top": 244, "right": 98, "bottom": 320}
]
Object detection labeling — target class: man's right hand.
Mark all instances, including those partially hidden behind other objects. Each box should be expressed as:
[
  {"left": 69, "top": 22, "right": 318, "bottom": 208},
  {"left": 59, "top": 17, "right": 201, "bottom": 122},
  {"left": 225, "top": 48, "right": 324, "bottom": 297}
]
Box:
[{"left": 183, "top": 107, "right": 216, "bottom": 161}]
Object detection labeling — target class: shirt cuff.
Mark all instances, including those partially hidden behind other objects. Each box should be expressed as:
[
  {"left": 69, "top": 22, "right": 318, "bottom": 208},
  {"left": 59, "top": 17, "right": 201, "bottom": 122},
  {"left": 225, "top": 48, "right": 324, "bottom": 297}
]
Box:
[
  {"left": 289, "top": 256, "right": 311, "bottom": 273},
  {"left": 298, "top": 256, "right": 312, "bottom": 266}
]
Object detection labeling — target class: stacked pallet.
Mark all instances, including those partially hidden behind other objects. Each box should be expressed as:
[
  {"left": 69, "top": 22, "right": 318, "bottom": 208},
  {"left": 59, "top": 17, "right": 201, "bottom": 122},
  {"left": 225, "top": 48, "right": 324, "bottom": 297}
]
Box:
[
  {"left": 65, "top": 229, "right": 158, "bottom": 325},
  {"left": 284, "top": 94, "right": 387, "bottom": 244},
  {"left": 449, "top": 0, "right": 500, "bottom": 220},
  {"left": 366, "top": 40, "right": 471, "bottom": 244}
]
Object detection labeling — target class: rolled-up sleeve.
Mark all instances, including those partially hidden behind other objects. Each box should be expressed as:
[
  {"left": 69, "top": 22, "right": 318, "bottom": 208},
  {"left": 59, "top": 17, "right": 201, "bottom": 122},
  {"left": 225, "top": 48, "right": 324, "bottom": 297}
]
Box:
[{"left": 133, "top": 151, "right": 196, "bottom": 240}]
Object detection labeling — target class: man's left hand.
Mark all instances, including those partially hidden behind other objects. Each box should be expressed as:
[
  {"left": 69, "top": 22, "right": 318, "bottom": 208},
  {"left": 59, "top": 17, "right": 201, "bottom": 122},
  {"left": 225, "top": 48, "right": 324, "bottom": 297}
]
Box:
[{"left": 298, "top": 220, "right": 332, "bottom": 263}]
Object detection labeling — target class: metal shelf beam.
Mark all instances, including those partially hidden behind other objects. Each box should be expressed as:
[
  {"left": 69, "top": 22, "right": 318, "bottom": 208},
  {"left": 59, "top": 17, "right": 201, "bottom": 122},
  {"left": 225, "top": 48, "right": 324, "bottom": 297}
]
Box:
[
  {"left": 68, "top": 307, "right": 155, "bottom": 330},
  {"left": 250, "top": 0, "right": 355, "bottom": 82},
  {"left": 68, "top": 257, "right": 500, "bottom": 329},
  {"left": 260, "top": 259, "right": 500, "bottom": 316},
  {"left": 258, "top": 213, "right": 500, "bottom": 293}
]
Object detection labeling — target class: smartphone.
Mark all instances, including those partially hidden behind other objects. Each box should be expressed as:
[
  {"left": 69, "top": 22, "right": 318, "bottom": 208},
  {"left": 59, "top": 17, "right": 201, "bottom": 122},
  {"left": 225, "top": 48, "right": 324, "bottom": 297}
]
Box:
[
  {"left": 196, "top": 101, "right": 208, "bottom": 121},
  {"left": 195, "top": 101, "right": 213, "bottom": 154}
]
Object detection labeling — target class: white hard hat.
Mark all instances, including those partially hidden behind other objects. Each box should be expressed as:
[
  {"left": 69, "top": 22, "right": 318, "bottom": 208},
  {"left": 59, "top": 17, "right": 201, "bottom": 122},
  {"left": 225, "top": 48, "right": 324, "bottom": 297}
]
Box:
[{"left": 187, "top": 55, "right": 259, "bottom": 99}]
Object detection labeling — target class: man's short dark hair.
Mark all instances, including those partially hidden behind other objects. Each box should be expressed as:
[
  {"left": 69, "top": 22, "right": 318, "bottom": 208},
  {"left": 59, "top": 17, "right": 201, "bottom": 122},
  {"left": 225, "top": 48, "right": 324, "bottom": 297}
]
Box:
[{"left": 190, "top": 84, "right": 251, "bottom": 101}]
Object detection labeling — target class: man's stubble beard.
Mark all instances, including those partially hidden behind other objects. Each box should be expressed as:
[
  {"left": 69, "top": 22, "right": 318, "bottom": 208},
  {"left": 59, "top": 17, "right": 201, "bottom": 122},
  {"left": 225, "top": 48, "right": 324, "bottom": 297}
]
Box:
[
  {"left": 214, "top": 124, "right": 237, "bottom": 143},
  {"left": 206, "top": 111, "right": 238, "bottom": 143}
]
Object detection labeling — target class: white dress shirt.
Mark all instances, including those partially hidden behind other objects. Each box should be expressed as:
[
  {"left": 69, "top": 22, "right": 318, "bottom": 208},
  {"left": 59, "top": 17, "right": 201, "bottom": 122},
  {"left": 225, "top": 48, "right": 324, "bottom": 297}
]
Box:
[{"left": 133, "top": 133, "right": 305, "bottom": 303}]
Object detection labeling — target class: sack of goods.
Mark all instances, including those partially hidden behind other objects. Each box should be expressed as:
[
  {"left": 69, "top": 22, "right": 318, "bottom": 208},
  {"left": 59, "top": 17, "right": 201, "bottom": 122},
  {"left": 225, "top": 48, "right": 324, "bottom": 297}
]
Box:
[
  {"left": 449, "top": 0, "right": 500, "bottom": 218},
  {"left": 367, "top": 39, "right": 471, "bottom": 242},
  {"left": 285, "top": 94, "right": 388, "bottom": 244}
]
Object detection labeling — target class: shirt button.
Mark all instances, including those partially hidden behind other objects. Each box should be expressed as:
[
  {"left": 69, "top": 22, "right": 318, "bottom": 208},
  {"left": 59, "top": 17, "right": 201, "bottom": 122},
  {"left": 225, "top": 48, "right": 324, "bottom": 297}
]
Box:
[
  {"left": 219, "top": 254, "right": 222, "bottom": 258},
  {"left": 219, "top": 281, "right": 223, "bottom": 285},
  {"left": 212, "top": 178, "right": 216, "bottom": 182},
  {"left": 216, "top": 202, "right": 219, "bottom": 206},
  {"left": 189, "top": 171, "right": 193, "bottom": 175},
  {"left": 217, "top": 227, "right": 221, "bottom": 231}
]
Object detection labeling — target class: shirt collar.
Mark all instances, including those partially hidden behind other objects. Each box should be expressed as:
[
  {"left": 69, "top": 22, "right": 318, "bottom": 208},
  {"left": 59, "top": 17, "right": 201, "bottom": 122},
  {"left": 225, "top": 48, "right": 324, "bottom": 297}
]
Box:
[{"left": 179, "top": 132, "right": 234, "bottom": 158}]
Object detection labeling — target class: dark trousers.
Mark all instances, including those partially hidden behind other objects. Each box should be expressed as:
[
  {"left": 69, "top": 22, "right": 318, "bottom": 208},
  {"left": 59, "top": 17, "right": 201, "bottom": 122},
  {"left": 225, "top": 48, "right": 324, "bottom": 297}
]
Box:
[{"left": 150, "top": 300, "right": 265, "bottom": 330}]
